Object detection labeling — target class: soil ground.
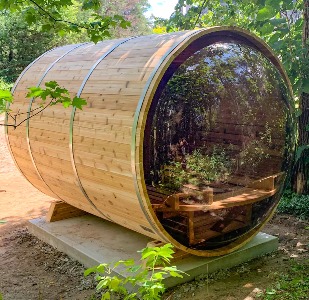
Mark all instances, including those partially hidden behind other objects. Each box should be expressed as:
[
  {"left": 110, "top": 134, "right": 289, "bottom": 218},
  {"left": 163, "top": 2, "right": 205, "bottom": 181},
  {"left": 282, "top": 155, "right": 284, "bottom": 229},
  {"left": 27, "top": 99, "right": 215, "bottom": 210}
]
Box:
[{"left": 0, "top": 114, "right": 308, "bottom": 300}]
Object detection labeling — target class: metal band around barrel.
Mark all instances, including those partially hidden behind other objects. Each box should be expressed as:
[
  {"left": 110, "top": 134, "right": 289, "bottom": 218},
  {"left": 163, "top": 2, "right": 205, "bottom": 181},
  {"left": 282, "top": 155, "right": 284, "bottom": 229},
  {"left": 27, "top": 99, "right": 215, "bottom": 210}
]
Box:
[
  {"left": 4, "top": 47, "right": 60, "bottom": 181},
  {"left": 26, "top": 43, "right": 90, "bottom": 199},
  {"left": 69, "top": 37, "right": 137, "bottom": 220},
  {"left": 131, "top": 30, "right": 204, "bottom": 241}
]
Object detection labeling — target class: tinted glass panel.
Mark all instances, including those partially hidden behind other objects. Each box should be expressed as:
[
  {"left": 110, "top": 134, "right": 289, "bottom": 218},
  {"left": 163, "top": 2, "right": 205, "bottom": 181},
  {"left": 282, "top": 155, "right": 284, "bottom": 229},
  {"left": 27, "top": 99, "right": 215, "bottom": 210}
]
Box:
[{"left": 144, "top": 42, "right": 293, "bottom": 250}]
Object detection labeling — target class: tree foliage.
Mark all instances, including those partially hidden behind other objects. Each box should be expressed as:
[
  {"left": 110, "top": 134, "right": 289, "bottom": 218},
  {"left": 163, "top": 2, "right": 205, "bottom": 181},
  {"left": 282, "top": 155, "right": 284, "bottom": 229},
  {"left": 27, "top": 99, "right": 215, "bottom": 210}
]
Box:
[
  {"left": 97, "top": 0, "right": 151, "bottom": 37},
  {"left": 0, "top": 0, "right": 131, "bottom": 44},
  {"left": 0, "top": 11, "right": 55, "bottom": 83}
]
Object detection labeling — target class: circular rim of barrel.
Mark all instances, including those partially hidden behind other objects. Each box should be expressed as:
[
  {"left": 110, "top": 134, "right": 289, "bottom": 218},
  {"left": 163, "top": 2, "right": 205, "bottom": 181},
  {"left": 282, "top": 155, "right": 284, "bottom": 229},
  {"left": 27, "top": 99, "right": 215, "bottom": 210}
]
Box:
[{"left": 133, "top": 26, "right": 294, "bottom": 256}]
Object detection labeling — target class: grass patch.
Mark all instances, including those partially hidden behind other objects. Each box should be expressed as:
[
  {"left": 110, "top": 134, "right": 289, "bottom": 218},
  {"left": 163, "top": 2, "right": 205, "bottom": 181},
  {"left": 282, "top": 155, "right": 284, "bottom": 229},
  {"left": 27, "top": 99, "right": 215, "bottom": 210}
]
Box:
[
  {"left": 277, "top": 190, "right": 309, "bottom": 219},
  {"left": 257, "top": 261, "right": 309, "bottom": 299}
]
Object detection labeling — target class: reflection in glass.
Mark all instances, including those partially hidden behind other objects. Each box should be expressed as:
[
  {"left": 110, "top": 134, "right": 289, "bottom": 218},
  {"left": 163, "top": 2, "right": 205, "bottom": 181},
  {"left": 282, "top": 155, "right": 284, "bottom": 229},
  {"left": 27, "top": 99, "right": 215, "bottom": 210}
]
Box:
[{"left": 144, "top": 42, "right": 294, "bottom": 250}]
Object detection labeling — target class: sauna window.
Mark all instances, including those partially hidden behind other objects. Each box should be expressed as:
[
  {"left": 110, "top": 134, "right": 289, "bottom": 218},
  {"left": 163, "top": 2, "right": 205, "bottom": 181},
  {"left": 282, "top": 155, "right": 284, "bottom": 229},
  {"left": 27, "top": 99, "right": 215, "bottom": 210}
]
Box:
[{"left": 143, "top": 42, "right": 293, "bottom": 249}]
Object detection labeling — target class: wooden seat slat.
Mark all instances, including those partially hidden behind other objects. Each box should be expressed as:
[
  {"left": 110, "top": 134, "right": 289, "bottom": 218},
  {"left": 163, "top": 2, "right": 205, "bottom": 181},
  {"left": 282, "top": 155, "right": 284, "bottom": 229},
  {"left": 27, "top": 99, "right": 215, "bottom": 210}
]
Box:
[{"left": 155, "top": 188, "right": 276, "bottom": 212}]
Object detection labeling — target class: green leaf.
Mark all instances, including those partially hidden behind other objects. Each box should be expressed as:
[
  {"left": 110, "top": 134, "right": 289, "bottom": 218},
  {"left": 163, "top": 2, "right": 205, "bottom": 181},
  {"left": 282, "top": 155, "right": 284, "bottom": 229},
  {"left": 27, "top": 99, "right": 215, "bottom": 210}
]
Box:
[
  {"left": 266, "top": 288, "right": 277, "bottom": 295},
  {"left": 120, "top": 20, "right": 131, "bottom": 29},
  {"left": 157, "top": 243, "right": 175, "bottom": 258},
  {"left": 109, "top": 277, "right": 120, "bottom": 290},
  {"left": 82, "top": 0, "right": 101, "bottom": 10},
  {"left": 153, "top": 272, "right": 164, "bottom": 280},
  {"left": 265, "top": 0, "right": 281, "bottom": 10},
  {"left": 272, "top": 40, "right": 284, "bottom": 50},
  {"left": 0, "top": 220, "right": 7, "bottom": 224},
  {"left": 124, "top": 259, "right": 135, "bottom": 266},
  {"left": 84, "top": 266, "right": 99, "bottom": 276},
  {"left": 61, "top": 98, "right": 72, "bottom": 108},
  {"left": 113, "top": 260, "right": 125, "bottom": 268},
  {"left": 269, "top": 18, "right": 286, "bottom": 26},
  {"left": 97, "top": 278, "right": 109, "bottom": 290},
  {"left": 141, "top": 249, "right": 157, "bottom": 260},
  {"left": 282, "top": 0, "right": 294, "bottom": 10},
  {"left": 128, "top": 265, "right": 141, "bottom": 273},
  {"left": 41, "top": 23, "right": 53, "bottom": 31},
  {"left": 24, "top": 9, "right": 36, "bottom": 25},
  {"left": 58, "top": 29, "right": 66, "bottom": 37},
  {"left": 170, "top": 271, "right": 183, "bottom": 278},
  {"left": 45, "top": 81, "right": 58, "bottom": 89},
  {"left": 102, "top": 291, "right": 110, "bottom": 300},
  {"left": 294, "top": 18, "right": 303, "bottom": 29},
  {"left": 96, "top": 264, "right": 108, "bottom": 273},
  {"left": 72, "top": 96, "right": 87, "bottom": 110},
  {"left": 256, "top": 6, "right": 276, "bottom": 21},
  {"left": 302, "top": 78, "right": 309, "bottom": 93},
  {"left": 0, "top": 90, "right": 13, "bottom": 103},
  {"left": 295, "top": 145, "right": 309, "bottom": 161},
  {"left": 90, "top": 34, "right": 102, "bottom": 44},
  {"left": 26, "top": 87, "right": 44, "bottom": 98},
  {"left": 259, "top": 23, "right": 275, "bottom": 35},
  {"left": 295, "top": 108, "right": 302, "bottom": 118}
]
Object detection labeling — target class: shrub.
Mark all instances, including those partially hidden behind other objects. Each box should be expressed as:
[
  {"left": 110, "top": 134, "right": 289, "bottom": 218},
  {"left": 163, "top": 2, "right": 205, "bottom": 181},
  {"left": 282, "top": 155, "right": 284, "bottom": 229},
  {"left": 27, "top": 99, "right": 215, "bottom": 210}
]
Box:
[
  {"left": 84, "top": 243, "right": 186, "bottom": 300},
  {"left": 257, "top": 261, "right": 309, "bottom": 299},
  {"left": 277, "top": 190, "right": 309, "bottom": 219}
]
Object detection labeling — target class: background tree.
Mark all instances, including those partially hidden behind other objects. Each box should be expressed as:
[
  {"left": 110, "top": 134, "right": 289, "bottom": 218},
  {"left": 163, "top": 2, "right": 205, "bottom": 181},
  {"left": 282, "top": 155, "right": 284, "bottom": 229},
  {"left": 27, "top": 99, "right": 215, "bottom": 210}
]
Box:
[
  {"left": 0, "top": 0, "right": 130, "bottom": 44},
  {"left": 0, "top": 0, "right": 151, "bottom": 84},
  {"left": 0, "top": 11, "right": 55, "bottom": 83},
  {"left": 296, "top": 0, "right": 309, "bottom": 194},
  {"left": 99, "top": 0, "right": 151, "bottom": 37}
]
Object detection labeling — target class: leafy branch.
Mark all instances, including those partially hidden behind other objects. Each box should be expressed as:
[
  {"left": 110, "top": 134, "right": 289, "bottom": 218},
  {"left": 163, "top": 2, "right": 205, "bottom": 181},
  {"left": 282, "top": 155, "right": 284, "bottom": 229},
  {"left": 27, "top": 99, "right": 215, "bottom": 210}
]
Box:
[
  {"left": 27, "top": 0, "right": 89, "bottom": 30},
  {"left": 84, "top": 243, "right": 187, "bottom": 300},
  {"left": 193, "top": 0, "right": 210, "bottom": 28},
  {"left": 0, "top": 81, "right": 87, "bottom": 128},
  {"left": 0, "top": 0, "right": 131, "bottom": 43}
]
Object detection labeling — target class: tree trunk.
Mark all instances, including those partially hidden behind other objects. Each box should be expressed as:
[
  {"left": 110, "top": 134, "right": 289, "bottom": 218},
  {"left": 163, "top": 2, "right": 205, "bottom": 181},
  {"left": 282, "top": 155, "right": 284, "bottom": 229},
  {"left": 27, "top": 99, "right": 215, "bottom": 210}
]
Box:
[{"left": 293, "top": 0, "right": 309, "bottom": 194}]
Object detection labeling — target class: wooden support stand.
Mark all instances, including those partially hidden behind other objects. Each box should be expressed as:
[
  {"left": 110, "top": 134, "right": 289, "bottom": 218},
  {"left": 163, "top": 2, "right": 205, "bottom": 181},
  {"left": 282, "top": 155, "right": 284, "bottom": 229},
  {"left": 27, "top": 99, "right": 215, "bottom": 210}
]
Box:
[{"left": 46, "top": 201, "right": 88, "bottom": 222}]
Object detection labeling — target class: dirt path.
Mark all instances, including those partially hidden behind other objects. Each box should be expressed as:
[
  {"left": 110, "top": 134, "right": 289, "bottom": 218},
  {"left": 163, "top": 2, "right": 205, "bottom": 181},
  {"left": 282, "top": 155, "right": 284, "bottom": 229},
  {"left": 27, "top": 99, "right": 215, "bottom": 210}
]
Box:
[
  {"left": 0, "top": 115, "right": 96, "bottom": 299},
  {"left": 0, "top": 113, "right": 308, "bottom": 300}
]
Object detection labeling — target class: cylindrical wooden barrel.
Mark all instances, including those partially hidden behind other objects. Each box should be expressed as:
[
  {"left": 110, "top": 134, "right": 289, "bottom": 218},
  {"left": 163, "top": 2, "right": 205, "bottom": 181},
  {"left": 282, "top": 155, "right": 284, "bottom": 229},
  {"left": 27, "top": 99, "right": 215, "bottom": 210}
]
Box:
[{"left": 5, "top": 27, "right": 295, "bottom": 256}]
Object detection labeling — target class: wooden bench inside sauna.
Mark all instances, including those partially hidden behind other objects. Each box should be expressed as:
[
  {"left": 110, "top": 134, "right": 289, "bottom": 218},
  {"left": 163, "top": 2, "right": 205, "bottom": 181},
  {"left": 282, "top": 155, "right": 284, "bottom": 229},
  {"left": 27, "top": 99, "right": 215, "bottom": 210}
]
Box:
[
  {"left": 148, "top": 172, "right": 284, "bottom": 247},
  {"left": 6, "top": 27, "right": 295, "bottom": 256}
]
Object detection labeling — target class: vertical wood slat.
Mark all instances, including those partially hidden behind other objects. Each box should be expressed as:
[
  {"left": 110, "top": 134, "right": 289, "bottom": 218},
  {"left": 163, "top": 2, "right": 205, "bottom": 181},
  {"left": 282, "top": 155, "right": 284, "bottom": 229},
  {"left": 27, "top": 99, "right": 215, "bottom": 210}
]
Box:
[
  {"left": 26, "top": 43, "right": 90, "bottom": 200},
  {"left": 4, "top": 48, "right": 56, "bottom": 176},
  {"left": 69, "top": 37, "right": 136, "bottom": 221}
]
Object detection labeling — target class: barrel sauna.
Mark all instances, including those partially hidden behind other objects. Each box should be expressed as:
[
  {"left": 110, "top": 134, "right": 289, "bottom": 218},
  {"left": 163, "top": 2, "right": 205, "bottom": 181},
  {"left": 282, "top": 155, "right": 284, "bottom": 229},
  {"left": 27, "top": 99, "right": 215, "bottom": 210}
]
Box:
[{"left": 5, "top": 27, "right": 295, "bottom": 256}]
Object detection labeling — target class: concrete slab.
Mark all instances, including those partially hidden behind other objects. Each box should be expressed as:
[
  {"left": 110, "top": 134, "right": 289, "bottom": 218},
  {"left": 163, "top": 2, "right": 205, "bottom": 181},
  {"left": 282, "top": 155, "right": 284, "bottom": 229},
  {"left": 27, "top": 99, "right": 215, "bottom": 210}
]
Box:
[{"left": 28, "top": 215, "right": 278, "bottom": 288}]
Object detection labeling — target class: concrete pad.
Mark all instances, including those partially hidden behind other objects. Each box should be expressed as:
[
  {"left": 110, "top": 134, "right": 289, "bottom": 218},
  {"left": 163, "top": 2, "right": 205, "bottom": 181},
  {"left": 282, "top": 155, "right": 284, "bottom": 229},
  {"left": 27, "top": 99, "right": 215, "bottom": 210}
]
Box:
[{"left": 28, "top": 215, "right": 278, "bottom": 288}]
